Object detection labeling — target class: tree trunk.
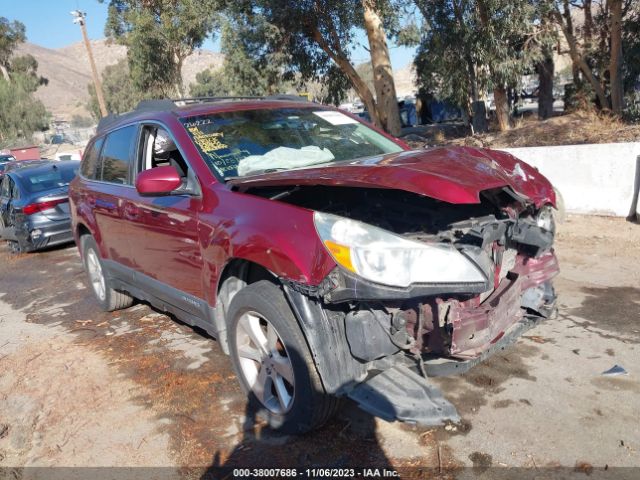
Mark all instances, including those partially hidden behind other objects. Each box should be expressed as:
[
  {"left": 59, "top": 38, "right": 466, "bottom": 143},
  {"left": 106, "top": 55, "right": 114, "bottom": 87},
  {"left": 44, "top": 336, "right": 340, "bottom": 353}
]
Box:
[
  {"left": 361, "top": 0, "right": 402, "bottom": 136},
  {"left": 175, "top": 54, "right": 186, "bottom": 98},
  {"left": 467, "top": 57, "right": 478, "bottom": 102},
  {"left": 494, "top": 87, "right": 510, "bottom": 131},
  {"left": 537, "top": 48, "right": 555, "bottom": 120},
  {"left": 584, "top": 0, "right": 593, "bottom": 48},
  {"left": 310, "top": 25, "right": 382, "bottom": 127},
  {"left": 609, "top": 0, "right": 624, "bottom": 115},
  {"left": 554, "top": 7, "right": 610, "bottom": 110}
]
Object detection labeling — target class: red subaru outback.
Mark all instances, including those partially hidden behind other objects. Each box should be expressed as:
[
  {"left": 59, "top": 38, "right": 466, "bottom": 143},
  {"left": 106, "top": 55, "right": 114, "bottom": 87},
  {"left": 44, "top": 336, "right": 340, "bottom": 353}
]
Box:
[{"left": 70, "top": 97, "right": 559, "bottom": 433}]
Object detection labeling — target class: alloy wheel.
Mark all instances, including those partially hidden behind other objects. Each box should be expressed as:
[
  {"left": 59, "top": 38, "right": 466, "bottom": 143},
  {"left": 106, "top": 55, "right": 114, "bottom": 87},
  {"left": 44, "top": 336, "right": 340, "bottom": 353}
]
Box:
[
  {"left": 235, "top": 312, "right": 295, "bottom": 414},
  {"left": 86, "top": 248, "right": 106, "bottom": 302}
]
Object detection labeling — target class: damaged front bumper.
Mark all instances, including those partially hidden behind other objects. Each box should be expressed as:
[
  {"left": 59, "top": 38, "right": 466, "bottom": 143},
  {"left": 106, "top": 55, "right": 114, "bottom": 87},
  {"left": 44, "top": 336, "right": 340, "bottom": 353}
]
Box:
[{"left": 282, "top": 249, "right": 559, "bottom": 426}]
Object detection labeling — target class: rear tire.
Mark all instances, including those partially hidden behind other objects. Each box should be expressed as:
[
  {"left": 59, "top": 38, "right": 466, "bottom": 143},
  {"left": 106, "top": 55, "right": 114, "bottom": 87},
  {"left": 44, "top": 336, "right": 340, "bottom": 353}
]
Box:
[
  {"left": 81, "top": 235, "right": 133, "bottom": 311},
  {"left": 7, "top": 240, "right": 26, "bottom": 254},
  {"left": 227, "top": 280, "right": 339, "bottom": 434}
]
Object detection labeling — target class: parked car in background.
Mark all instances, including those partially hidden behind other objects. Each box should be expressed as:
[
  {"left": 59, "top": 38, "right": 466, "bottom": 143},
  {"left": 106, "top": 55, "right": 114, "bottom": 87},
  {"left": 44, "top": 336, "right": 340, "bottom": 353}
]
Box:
[
  {"left": 70, "top": 97, "right": 559, "bottom": 433},
  {"left": 0, "top": 160, "right": 79, "bottom": 253},
  {"left": 2, "top": 159, "right": 51, "bottom": 176},
  {"left": 0, "top": 154, "right": 17, "bottom": 177}
]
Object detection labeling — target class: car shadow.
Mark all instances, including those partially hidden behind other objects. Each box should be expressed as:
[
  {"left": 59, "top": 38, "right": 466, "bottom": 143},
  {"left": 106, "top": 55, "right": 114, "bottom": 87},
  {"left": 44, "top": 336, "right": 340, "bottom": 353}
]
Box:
[
  {"left": 1, "top": 238, "right": 76, "bottom": 255},
  {"left": 198, "top": 345, "right": 396, "bottom": 478}
]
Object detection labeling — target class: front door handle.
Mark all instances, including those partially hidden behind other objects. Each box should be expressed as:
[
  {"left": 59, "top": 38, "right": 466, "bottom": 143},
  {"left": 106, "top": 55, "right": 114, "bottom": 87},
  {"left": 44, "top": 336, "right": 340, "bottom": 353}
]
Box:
[{"left": 123, "top": 203, "right": 140, "bottom": 220}]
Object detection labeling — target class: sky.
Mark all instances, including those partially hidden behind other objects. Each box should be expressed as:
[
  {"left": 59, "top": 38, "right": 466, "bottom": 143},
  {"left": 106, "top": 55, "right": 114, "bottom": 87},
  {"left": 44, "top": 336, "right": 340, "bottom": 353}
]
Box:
[{"left": 2, "top": 0, "right": 416, "bottom": 70}]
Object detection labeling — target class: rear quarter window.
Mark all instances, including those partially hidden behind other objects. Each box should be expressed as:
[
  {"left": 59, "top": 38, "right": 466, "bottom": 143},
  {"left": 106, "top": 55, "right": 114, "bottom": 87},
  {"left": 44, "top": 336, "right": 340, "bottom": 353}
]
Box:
[{"left": 100, "top": 125, "right": 137, "bottom": 184}]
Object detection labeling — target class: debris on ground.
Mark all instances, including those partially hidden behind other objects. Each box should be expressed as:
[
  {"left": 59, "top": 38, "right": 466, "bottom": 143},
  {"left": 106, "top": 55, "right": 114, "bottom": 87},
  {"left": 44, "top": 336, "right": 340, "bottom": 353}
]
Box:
[{"left": 602, "top": 365, "right": 629, "bottom": 377}]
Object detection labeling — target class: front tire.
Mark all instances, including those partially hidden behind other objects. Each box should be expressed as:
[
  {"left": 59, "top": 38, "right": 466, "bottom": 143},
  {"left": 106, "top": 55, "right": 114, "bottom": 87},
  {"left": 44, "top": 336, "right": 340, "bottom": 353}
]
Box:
[
  {"left": 81, "top": 235, "right": 133, "bottom": 311},
  {"left": 227, "top": 280, "right": 339, "bottom": 434}
]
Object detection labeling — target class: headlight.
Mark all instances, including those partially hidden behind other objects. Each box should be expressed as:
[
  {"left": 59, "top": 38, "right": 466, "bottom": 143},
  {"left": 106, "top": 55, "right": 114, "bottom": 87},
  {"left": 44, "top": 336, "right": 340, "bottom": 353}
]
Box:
[{"left": 314, "top": 212, "right": 487, "bottom": 288}]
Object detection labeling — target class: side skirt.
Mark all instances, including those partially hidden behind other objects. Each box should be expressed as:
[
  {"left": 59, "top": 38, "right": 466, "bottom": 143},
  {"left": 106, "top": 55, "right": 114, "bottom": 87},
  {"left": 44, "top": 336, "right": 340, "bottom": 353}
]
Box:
[{"left": 103, "top": 260, "right": 227, "bottom": 351}]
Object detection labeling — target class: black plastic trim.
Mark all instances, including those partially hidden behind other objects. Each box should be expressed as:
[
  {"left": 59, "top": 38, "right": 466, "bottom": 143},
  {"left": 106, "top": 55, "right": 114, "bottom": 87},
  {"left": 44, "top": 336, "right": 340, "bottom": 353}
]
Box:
[
  {"left": 281, "top": 285, "right": 368, "bottom": 394},
  {"left": 321, "top": 268, "right": 490, "bottom": 303},
  {"left": 102, "top": 259, "right": 221, "bottom": 340}
]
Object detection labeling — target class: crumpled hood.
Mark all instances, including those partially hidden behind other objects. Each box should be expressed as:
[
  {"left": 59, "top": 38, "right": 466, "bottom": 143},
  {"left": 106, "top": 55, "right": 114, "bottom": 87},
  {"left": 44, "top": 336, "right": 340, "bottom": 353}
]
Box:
[{"left": 228, "top": 146, "right": 555, "bottom": 207}]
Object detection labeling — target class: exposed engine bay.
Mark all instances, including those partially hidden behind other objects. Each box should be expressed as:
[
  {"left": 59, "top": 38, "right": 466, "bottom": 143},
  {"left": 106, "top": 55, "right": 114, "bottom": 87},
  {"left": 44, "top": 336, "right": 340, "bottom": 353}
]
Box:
[{"left": 245, "top": 184, "right": 554, "bottom": 255}]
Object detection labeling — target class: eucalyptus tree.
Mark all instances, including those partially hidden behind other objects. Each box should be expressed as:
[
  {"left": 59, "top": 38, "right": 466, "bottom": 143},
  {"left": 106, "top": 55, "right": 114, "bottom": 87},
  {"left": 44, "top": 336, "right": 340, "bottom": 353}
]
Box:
[
  {"left": 228, "top": 0, "right": 404, "bottom": 134},
  {"left": 104, "top": 0, "right": 221, "bottom": 97},
  {"left": 412, "top": 0, "right": 543, "bottom": 130}
]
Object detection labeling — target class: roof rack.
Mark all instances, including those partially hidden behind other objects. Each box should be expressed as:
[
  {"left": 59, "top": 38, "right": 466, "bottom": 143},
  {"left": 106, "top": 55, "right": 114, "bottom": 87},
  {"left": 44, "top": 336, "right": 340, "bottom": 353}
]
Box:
[
  {"left": 97, "top": 95, "right": 310, "bottom": 132},
  {"left": 138, "top": 95, "right": 308, "bottom": 110}
]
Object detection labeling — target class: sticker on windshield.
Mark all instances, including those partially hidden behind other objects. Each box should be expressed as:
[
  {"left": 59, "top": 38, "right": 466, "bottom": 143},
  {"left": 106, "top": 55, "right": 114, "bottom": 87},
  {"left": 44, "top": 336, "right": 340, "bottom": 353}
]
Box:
[
  {"left": 313, "top": 110, "right": 358, "bottom": 125},
  {"left": 188, "top": 127, "right": 228, "bottom": 151}
]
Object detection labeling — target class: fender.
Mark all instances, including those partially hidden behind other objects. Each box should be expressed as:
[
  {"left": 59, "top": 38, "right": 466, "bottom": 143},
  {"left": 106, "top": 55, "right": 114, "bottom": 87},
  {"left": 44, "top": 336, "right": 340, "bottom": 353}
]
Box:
[{"left": 199, "top": 186, "right": 337, "bottom": 308}]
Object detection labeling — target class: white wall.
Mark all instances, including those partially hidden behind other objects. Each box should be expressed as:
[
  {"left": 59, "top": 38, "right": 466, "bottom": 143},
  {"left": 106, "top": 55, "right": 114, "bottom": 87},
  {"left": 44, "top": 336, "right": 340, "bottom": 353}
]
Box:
[{"left": 500, "top": 143, "right": 640, "bottom": 217}]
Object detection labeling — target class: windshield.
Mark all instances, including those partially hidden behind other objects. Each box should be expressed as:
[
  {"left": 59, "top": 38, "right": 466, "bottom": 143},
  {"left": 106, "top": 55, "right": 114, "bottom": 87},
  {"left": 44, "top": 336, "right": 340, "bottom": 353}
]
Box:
[{"left": 180, "top": 107, "right": 403, "bottom": 179}]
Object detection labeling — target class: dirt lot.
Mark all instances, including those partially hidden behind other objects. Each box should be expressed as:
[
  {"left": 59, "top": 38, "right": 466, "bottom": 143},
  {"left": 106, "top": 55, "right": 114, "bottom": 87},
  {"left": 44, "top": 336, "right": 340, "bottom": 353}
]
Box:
[{"left": 0, "top": 215, "right": 638, "bottom": 477}]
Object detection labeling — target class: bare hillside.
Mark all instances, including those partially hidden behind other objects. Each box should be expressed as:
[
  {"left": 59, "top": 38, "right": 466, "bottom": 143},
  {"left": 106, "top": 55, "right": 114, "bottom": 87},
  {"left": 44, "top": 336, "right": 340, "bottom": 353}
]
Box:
[
  {"left": 393, "top": 63, "right": 416, "bottom": 98},
  {"left": 16, "top": 39, "right": 224, "bottom": 119}
]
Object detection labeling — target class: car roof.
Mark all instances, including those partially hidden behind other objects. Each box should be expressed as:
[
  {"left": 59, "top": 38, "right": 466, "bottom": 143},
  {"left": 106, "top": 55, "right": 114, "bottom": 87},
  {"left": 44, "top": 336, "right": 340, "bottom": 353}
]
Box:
[
  {"left": 10, "top": 160, "right": 79, "bottom": 180},
  {"left": 96, "top": 95, "right": 317, "bottom": 134},
  {"left": 5, "top": 159, "right": 51, "bottom": 170}
]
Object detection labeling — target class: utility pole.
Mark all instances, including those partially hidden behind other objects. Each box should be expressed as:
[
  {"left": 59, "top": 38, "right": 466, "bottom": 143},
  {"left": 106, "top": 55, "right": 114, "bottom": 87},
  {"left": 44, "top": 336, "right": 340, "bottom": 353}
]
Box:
[{"left": 71, "top": 10, "right": 108, "bottom": 118}]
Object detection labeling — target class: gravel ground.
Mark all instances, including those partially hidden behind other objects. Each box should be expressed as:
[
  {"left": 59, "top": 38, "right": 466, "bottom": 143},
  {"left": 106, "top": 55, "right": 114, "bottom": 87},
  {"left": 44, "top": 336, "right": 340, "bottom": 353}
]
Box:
[{"left": 0, "top": 215, "right": 638, "bottom": 477}]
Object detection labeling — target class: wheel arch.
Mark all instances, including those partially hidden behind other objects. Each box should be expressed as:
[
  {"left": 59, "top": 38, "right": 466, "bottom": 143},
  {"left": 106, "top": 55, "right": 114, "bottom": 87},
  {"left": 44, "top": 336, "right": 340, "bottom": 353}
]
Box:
[
  {"left": 75, "top": 222, "right": 92, "bottom": 258},
  {"left": 212, "top": 257, "right": 279, "bottom": 355}
]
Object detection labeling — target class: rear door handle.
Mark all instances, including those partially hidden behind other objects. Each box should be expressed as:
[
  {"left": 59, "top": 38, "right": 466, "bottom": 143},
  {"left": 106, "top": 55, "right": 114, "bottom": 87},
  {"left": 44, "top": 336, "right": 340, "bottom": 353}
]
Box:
[{"left": 95, "top": 198, "right": 116, "bottom": 210}]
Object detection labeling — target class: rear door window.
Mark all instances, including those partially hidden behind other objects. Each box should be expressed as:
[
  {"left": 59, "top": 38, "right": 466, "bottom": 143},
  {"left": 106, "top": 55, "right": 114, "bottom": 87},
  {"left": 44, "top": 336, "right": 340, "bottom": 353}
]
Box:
[
  {"left": 80, "top": 137, "right": 104, "bottom": 179},
  {"left": 1, "top": 176, "right": 10, "bottom": 198},
  {"left": 10, "top": 180, "right": 19, "bottom": 200},
  {"left": 100, "top": 126, "right": 137, "bottom": 184}
]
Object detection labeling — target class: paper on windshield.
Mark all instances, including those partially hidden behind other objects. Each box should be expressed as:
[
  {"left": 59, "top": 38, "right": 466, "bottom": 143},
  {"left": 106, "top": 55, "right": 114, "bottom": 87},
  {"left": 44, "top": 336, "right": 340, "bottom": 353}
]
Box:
[
  {"left": 237, "top": 146, "right": 335, "bottom": 176},
  {"left": 313, "top": 110, "right": 358, "bottom": 125}
]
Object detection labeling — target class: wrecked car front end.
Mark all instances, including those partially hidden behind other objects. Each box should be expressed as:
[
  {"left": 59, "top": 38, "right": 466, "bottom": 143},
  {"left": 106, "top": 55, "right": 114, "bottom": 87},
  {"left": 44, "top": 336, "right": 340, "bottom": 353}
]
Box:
[{"left": 229, "top": 146, "right": 560, "bottom": 425}]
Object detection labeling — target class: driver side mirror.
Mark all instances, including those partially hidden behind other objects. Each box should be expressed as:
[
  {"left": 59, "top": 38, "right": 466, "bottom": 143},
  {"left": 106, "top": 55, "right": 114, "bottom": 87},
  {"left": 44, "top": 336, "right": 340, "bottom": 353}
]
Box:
[{"left": 135, "top": 165, "right": 183, "bottom": 196}]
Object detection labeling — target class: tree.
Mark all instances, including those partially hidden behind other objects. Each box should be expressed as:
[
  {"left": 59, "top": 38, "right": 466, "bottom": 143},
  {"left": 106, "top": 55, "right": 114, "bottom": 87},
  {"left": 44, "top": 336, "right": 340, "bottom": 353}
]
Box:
[
  {"left": 0, "top": 17, "right": 49, "bottom": 147},
  {"left": 476, "top": 0, "right": 542, "bottom": 130},
  {"left": 87, "top": 59, "right": 143, "bottom": 118},
  {"left": 413, "top": 0, "right": 542, "bottom": 131},
  {"left": 412, "top": 0, "right": 482, "bottom": 117},
  {"left": 362, "top": 0, "right": 402, "bottom": 134},
  {"left": 0, "top": 76, "right": 49, "bottom": 146},
  {"left": 621, "top": 2, "right": 640, "bottom": 94},
  {"left": 189, "top": 15, "right": 292, "bottom": 97},
  {"left": 230, "top": 0, "right": 404, "bottom": 135},
  {"left": 552, "top": 0, "right": 608, "bottom": 109},
  {"left": 0, "top": 18, "right": 25, "bottom": 80},
  {"left": 189, "top": 67, "right": 230, "bottom": 97},
  {"left": 534, "top": 1, "right": 558, "bottom": 120},
  {"left": 551, "top": 0, "right": 635, "bottom": 114},
  {"left": 609, "top": 0, "right": 624, "bottom": 113},
  {"left": 104, "top": 0, "right": 221, "bottom": 96}
]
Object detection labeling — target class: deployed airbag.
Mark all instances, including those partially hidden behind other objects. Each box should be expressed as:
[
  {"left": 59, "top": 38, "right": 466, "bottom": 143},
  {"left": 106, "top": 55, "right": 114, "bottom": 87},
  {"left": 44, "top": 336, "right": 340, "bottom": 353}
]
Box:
[{"left": 237, "top": 146, "right": 334, "bottom": 176}]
